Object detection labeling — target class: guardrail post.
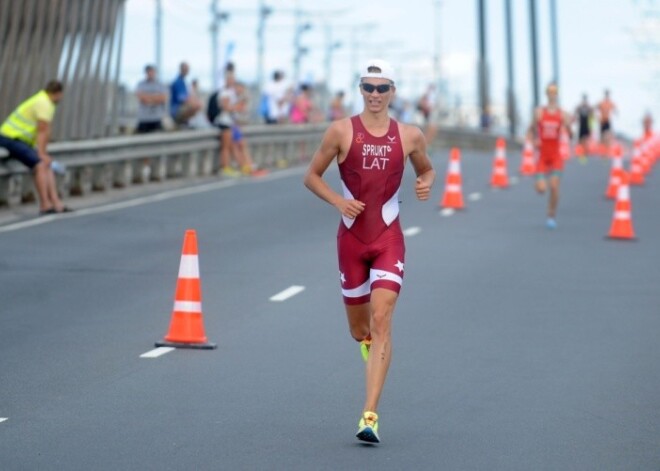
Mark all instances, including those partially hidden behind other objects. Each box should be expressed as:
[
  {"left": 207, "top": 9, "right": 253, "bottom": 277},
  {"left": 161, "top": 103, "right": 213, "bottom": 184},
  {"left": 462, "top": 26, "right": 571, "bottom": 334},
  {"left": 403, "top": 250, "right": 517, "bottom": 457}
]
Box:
[
  {"left": 56, "top": 172, "right": 71, "bottom": 199},
  {"left": 249, "top": 141, "right": 263, "bottom": 169},
  {"left": 132, "top": 159, "right": 151, "bottom": 184},
  {"left": 113, "top": 161, "right": 133, "bottom": 188},
  {"left": 92, "top": 164, "right": 113, "bottom": 191},
  {"left": 167, "top": 153, "right": 183, "bottom": 178},
  {"left": 0, "top": 174, "right": 23, "bottom": 207},
  {"left": 70, "top": 166, "right": 93, "bottom": 195},
  {"left": 19, "top": 176, "right": 37, "bottom": 204},
  {"left": 199, "top": 148, "right": 214, "bottom": 176},
  {"left": 150, "top": 154, "right": 168, "bottom": 181},
  {"left": 182, "top": 151, "right": 198, "bottom": 177}
]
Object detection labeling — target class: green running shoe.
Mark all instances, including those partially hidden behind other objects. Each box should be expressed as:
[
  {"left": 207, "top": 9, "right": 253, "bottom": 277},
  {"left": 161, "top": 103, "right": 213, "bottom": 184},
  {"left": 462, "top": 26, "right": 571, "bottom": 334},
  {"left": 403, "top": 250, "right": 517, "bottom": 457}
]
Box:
[
  {"left": 356, "top": 411, "right": 380, "bottom": 443},
  {"left": 360, "top": 336, "right": 371, "bottom": 363}
]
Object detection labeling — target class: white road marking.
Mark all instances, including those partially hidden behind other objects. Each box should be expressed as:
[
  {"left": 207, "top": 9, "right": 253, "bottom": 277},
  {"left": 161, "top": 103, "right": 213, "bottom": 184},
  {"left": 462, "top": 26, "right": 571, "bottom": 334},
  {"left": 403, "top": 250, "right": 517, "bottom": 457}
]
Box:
[
  {"left": 403, "top": 226, "right": 421, "bottom": 237},
  {"left": 510, "top": 176, "right": 519, "bottom": 185},
  {"left": 140, "top": 347, "right": 175, "bottom": 358},
  {"left": 440, "top": 208, "right": 455, "bottom": 217},
  {"left": 468, "top": 192, "right": 482, "bottom": 201},
  {"left": 0, "top": 418, "right": 7, "bottom": 423},
  {"left": 270, "top": 285, "right": 305, "bottom": 302}
]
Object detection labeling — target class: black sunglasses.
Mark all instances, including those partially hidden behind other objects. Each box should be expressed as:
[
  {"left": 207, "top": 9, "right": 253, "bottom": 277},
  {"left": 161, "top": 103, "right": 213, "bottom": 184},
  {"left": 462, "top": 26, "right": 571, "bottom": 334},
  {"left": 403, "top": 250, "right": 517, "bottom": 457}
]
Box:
[{"left": 360, "top": 83, "right": 392, "bottom": 94}]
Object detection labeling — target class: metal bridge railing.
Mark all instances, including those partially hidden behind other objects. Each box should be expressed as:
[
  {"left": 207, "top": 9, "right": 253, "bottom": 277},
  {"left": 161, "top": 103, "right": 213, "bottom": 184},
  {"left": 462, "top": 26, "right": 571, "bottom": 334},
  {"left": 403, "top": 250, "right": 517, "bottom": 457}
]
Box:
[{"left": 0, "top": 124, "right": 506, "bottom": 209}]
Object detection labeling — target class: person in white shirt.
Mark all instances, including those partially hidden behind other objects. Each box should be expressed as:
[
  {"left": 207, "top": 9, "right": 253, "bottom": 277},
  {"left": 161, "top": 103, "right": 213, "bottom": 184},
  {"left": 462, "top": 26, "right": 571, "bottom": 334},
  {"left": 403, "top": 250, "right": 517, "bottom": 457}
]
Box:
[{"left": 263, "top": 70, "right": 291, "bottom": 124}]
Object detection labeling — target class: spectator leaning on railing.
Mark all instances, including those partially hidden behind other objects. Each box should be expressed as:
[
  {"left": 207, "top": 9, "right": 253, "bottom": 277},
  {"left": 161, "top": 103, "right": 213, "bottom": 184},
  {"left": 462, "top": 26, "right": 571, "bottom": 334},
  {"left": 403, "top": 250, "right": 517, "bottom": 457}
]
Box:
[
  {"left": 135, "top": 64, "right": 168, "bottom": 133},
  {"left": 170, "top": 61, "right": 202, "bottom": 128},
  {"left": 0, "top": 80, "right": 72, "bottom": 215}
]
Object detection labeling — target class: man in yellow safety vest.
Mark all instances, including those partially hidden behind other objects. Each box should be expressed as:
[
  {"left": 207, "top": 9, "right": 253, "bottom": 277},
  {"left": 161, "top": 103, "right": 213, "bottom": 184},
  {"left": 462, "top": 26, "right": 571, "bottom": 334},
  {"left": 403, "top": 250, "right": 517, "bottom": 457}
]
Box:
[{"left": 0, "top": 80, "right": 71, "bottom": 214}]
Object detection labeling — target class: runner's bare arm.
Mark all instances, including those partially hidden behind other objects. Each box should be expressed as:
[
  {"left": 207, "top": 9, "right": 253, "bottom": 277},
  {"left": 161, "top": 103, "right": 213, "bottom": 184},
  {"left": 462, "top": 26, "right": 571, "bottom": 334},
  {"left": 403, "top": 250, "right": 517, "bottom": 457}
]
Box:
[
  {"left": 563, "top": 110, "right": 574, "bottom": 139},
  {"left": 404, "top": 125, "right": 435, "bottom": 201},
  {"left": 528, "top": 107, "right": 542, "bottom": 144},
  {"left": 303, "top": 120, "right": 366, "bottom": 219}
]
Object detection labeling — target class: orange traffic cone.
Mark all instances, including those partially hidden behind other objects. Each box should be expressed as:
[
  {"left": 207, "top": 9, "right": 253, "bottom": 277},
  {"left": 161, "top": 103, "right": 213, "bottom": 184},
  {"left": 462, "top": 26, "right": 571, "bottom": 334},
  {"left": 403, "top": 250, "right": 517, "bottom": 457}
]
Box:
[
  {"left": 156, "top": 229, "right": 217, "bottom": 349},
  {"left": 605, "top": 146, "right": 623, "bottom": 199},
  {"left": 629, "top": 141, "right": 645, "bottom": 186},
  {"left": 607, "top": 172, "right": 635, "bottom": 240},
  {"left": 440, "top": 147, "right": 465, "bottom": 209},
  {"left": 519, "top": 139, "right": 536, "bottom": 176},
  {"left": 490, "top": 137, "right": 509, "bottom": 188}
]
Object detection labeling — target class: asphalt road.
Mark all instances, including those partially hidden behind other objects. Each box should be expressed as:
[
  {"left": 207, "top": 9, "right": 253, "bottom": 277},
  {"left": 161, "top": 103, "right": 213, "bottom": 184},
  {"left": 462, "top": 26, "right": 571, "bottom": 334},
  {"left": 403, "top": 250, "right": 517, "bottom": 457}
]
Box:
[{"left": 1, "top": 148, "right": 659, "bottom": 470}]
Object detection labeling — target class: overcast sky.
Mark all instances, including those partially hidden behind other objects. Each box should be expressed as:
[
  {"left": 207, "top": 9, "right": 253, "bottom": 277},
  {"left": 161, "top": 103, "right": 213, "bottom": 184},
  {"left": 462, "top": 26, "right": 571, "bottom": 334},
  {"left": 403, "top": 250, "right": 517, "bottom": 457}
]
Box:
[{"left": 121, "top": 0, "right": 660, "bottom": 136}]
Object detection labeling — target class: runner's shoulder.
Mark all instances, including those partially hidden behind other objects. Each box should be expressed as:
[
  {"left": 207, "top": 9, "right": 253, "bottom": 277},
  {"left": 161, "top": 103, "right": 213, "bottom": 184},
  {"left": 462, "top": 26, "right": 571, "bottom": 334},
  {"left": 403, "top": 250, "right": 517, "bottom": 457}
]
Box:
[
  {"left": 397, "top": 121, "right": 424, "bottom": 141},
  {"left": 322, "top": 117, "right": 356, "bottom": 154},
  {"left": 325, "top": 116, "right": 352, "bottom": 138}
]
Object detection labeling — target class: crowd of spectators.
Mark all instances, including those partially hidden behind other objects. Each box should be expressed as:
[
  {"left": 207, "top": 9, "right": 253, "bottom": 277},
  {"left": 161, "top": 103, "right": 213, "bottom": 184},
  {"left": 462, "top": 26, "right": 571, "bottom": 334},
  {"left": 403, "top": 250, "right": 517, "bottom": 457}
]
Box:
[
  {"left": 132, "top": 61, "right": 348, "bottom": 177},
  {"left": 135, "top": 62, "right": 343, "bottom": 133}
]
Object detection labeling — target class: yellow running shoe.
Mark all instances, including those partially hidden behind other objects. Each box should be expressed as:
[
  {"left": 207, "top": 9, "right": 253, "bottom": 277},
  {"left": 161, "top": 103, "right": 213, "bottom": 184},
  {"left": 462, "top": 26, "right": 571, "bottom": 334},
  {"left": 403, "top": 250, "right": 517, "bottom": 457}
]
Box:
[
  {"left": 360, "top": 336, "right": 371, "bottom": 363},
  {"left": 221, "top": 167, "right": 241, "bottom": 178},
  {"left": 356, "top": 411, "right": 380, "bottom": 443}
]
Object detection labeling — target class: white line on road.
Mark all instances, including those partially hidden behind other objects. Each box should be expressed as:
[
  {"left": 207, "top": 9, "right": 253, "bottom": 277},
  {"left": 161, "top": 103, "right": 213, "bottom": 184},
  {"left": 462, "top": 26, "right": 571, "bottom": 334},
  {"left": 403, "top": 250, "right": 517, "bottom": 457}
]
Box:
[
  {"left": 270, "top": 285, "right": 305, "bottom": 302},
  {"left": 140, "top": 347, "right": 175, "bottom": 358},
  {"left": 510, "top": 176, "right": 519, "bottom": 185},
  {"left": 403, "top": 226, "right": 421, "bottom": 237},
  {"left": 0, "top": 418, "right": 7, "bottom": 423},
  {"left": 468, "top": 192, "right": 482, "bottom": 201},
  {"left": 439, "top": 208, "right": 455, "bottom": 217}
]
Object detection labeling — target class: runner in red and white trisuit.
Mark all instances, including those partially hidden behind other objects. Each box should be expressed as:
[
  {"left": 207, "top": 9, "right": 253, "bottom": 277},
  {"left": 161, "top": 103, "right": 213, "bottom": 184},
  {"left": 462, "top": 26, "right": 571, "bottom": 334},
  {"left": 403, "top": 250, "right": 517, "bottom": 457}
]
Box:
[
  {"left": 304, "top": 59, "right": 435, "bottom": 443},
  {"left": 528, "top": 82, "right": 573, "bottom": 229},
  {"left": 337, "top": 114, "right": 406, "bottom": 304}
]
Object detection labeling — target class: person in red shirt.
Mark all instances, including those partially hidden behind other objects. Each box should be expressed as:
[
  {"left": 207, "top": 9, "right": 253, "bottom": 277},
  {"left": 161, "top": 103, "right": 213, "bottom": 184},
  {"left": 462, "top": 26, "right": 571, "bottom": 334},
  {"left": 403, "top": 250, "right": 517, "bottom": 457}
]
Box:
[
  {"left": 304, "top": 59, "right": 435, "bottom": 443},
  {"left": 528, "top": 83, "right": 573, "bottom": 229}
]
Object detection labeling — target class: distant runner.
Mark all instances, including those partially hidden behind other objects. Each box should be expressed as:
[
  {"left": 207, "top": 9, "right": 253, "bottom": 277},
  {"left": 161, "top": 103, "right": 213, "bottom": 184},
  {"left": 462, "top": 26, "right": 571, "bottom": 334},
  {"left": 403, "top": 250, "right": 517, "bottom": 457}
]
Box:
[
  {"left": 574, "top": 94, "right": 593, "bottom": 160},
  {"left": 528, "top": 83, "right": 573, "bottom": 229},
  {"left": 597, "top": 89, "right": 617, "bottom": 147}
]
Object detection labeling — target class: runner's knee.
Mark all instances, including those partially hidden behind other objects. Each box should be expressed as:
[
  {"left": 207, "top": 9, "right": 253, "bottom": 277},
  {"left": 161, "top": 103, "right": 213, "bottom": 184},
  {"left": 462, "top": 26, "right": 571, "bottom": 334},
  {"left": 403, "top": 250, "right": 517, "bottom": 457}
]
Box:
[{"left": 349, "top": 326, "right": 370, "bottom": 342}]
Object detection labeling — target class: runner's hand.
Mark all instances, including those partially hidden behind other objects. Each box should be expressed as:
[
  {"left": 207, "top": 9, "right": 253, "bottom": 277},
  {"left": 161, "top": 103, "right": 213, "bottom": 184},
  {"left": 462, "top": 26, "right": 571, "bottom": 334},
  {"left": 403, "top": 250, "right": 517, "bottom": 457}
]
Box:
[
  {"left": 337, "top": 199, "right": 365, "bottom": 219},
  {"left": 415, "top": 177, "right": 431, "bottom": 201}
]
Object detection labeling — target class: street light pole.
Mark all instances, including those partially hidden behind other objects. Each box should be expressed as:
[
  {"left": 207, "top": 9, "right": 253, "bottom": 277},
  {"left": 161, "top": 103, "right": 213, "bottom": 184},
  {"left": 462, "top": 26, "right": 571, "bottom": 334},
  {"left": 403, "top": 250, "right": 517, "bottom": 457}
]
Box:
[
  {"left": 477, "top": 0, "right": 490, "bottom": 130},
  {"left": 504, "top": 0, "right": 517, "bottom": 137},
  {"left": 529, "top": 0, "right": 540, "bottom": 108},
  {"left": 349, "top": 23, "right": 377, "bottom": 113},
  {"left": 210, "top": 0, "right": 219, "bottom": 89},
  {"left": 292, "top": 4, "right": 312, "bottom": 86},
  {"left": 324, "top": 23, "right": 341, "bottom": 107},
  {"left": 210, "top": 0, "right": 229, "bottom": 90},
  {"left": 550, "top": 0, "right": 560, "bottom": 93},
  {"left": 257, "top": 1, "right": 272, "bottom": 92},
  {"left": 434, "top": 0, "right": 443, "bottom": 104},
  {"left": 155, "top": 0, "right": 162, "bottom": 75}
]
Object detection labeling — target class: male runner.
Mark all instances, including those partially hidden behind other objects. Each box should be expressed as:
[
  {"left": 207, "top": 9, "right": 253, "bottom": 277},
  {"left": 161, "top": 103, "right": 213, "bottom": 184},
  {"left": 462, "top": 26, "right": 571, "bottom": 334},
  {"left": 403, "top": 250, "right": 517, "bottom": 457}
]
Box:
[
  {"left": 642, "top": 112, "right": 654, "bottom": 140},
  {"left": 303, "top": 59, "right": 435, "bottom": 443},
  {"left": 528, "top": 83, "right": 572, "bottom": 229},
  {"left": 597, "top": 89, "right": 617, "bottom": 147},
  {"left": 574, "top": 94, "right": 593, "bottom": 160}
]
